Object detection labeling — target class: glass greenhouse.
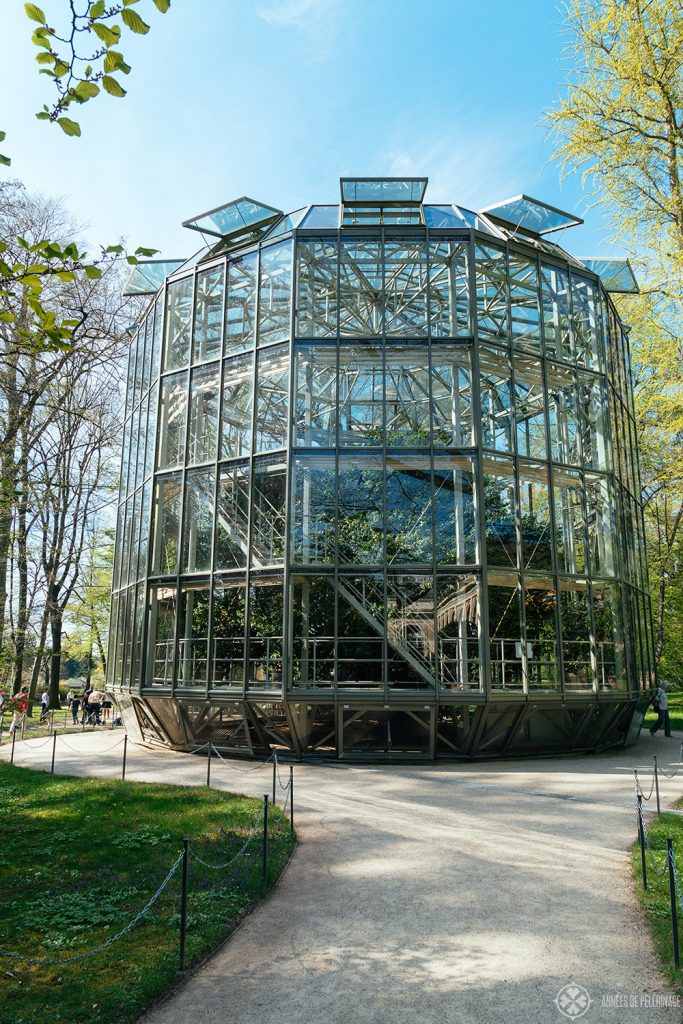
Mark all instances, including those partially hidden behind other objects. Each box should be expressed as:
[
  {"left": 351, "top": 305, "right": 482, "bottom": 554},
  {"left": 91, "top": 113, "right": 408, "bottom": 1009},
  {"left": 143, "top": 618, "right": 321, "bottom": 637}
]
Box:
[{"left": 108, "top": 178, "right": 655, "bottom": 759}]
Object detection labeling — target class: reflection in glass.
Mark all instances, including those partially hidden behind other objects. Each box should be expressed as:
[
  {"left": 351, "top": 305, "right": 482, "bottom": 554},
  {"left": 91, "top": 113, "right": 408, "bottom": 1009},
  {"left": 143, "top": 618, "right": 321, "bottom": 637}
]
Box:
[
  {"left": 177, "top": 582, "right": 210, "bottom": 688},
  {"left": 337, "top": 573, "right": 384, "bottom": 688},
  {"left": 291, "top": 575, "right": 335, "bottom": 688},
  {"left": 525, "top": 577, "right": 559, "bottom": 691},
  {"left": 211, "top": 580, "right": 246, "bottom": 687},
  {"left": 147, "top": 584, "right": 177, "bottom": 687},
  {"left": 385, "top": 347, "right": 430, "bottom": 445},
  {"left": 193, "top": 265, "right": 224, "bottom": 363},
  {"left": 220, "top": 354, "right": 253, "bottom": 459},
  {"left": 258, "top": 242, "right": 292, "bottom": 346},
  {"left": 294, "top": 345, "right": 336, "bottom": 447},
  {"left": 157, "top": 372, "right": 188, "bottom": 470},
  {"left": 383, "top": 238, "right": 428, "bottom": 336},
  {"left": 483, "top": 456, "right": 517, "bottom": 568},
  {"left": 152, "top": 474, "right": 182, "bottom": 574},
  {"left": 292, "top": 455, "right": 336, "bottom": 564},
  {"left": 480, "top": 346, "right": 513, "bottom": 452},
  {"left": 431, "top": 346, "right": 473, "bottom": 447},
  {"left": 188, "top": 364, "right": 219, "bottom": 464},
  {"left": 386, "top": 456, "right": 433, "bottom": 564},
  {"left": 518, "top": 462, "right": 552, "bottom": 571},
  {"left": 182, "top": 468, "right": 214, "bottom": 572},
  {"left": 593, "top": 583, "right": 626, "bottom": 690},
  {"left": 547, "top": 363, "right": 580, "bottom": 466},
  {"left": 509, "top": 252, "right": 541, "bottom": 352},
  {"left": 514, "top": 355, "right": 547, "bottom": 459},
  {"left": 296, "top": 238, "right": 338, "bottom": 337},
  {"left": 338, "top": 344, "right": 383, "bottom": 446},
  {"left": 436, "top": 575, "right": 481, "bottom": 691},
  {"left": 433, "top": 454, "right": 476, "bottom": 564},
  {"left": 215, "top": 464, "right": 250, "bottom": 569},
  {"left": 163, "top": 276, "right": 193, "bottom": 371},
  {"left": 488, "top": 572, "right": 524, "bottom": 690},
  {"left": 560, "top": 582, "right": 593, "bottom": 690},
  {"left": 248, "top": 579, "right": 283, "bottom": 688},
  {"left": 429, "top": 240, "right": 469, "bottom": 337},
  {"left": 553, "top": 468, "right": 585, "bottom": 574},
  {"left": 252, "top": 457, "right": 286, "bottom": 567},
  {"left": 337, "top": 454, "right": 384, "bottom": 564},
  {"left": 226, "top": 253, "right": 257, "bottom": 356},
  {"left": 255, "top": 346, "right": 289, "bottom": 452}
]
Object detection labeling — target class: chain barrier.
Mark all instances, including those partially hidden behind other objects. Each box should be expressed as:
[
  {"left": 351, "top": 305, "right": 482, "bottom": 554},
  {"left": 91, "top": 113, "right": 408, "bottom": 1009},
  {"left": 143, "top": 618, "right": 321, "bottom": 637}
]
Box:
[
  {"left": 658, "top": 743, "right": 683, "bottom": 778},
  {"left": 189, "top": 805, "right": 266, "bottom": 871},
  {"left": 637, "top": 798, "right": 668, "bottom": 877},
  {"left": 634, "top": 769, "right": 656, "bottom": 802},
  {"left": 0, "top": 849, "right": 184, "bottom": 966},
  {"left": 209, "top": 744, "right": 274, "bottom": 772},
  {"left": 275, "top": 758, "right": 292, "bottom": 791},
  {"left": 10, "top": 735, "right": 55, "bottom": 750},
  {"left": 58, "top": 735, "right": 126, "bottom": 756}
]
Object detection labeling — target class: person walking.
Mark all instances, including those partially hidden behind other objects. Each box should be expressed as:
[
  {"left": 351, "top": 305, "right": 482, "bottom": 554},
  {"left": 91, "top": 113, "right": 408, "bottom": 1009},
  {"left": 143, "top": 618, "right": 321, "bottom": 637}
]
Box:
[
  {"left": 9, "top": 686, "right": 29, "bottom": 734},
  {"left": 81, "top": 689, "right": 90, "bottom": 725},
  {"left": 39, "top": 688, "right": 50, "bottom": 722},
  {"left": 70, "top": 693, "right": 80, "bottom": 725},
  {"left": 87, "top": 688, "right": 102, "bottom": 725},
  {"left": 650, "top": 680, "right": 673, "bottom": 737}
]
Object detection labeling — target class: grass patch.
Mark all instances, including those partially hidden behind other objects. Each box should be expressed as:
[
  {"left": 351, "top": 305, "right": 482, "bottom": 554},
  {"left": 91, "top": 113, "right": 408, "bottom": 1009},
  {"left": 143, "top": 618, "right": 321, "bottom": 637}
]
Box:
[
  {"left": 0, "top": 761, "right": 295, "bottom": 1024},
  {"left": 632, "top": 807, "right": 683, "bottom": 996}
]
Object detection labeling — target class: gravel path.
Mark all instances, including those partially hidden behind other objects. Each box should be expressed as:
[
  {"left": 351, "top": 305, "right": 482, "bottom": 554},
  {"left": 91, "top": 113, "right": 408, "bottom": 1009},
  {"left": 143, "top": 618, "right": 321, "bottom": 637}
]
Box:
[{"left": 4, "top": 729, "right": 683, "bottom": 1024}]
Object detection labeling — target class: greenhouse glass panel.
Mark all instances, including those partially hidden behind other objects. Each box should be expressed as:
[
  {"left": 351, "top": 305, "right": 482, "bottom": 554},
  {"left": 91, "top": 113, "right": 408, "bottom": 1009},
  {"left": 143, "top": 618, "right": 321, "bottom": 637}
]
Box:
[
  {"left": 524, "top": 576, "right": 559, "bottom": 692},
  {"left": 431, "top": 346, "right": 473, "bottom": 447},
  {"left": 339, "top": 239, "right": 383, "bottom": 336},
  {"left": 488, "top": 572, "right": 524, "bottom": 691},
  {"left": 182, "top": 468, "right": 214, "bottom": 573},
  {"left": 384, "top": 347, "right": 431, "bottom": 446},
  {"left": 436, "top": 574, "right": 481, "bottom": 692},
  {"left": 386, "top": 574, "right": 436, "bottom": 689},
  {"left": 296, "top": 238, "right": 338, "bottom": 337},
  {"left": 560, "top": 583, "right": 594, "bottom": 691},
  {"left": 177, "top": 582, "right": 210, "bottom": 689},
  {"left": 429, "top": 240, "right": 469, "bottom": 337},
  {"left": 211, "top": 580, "right": 246, "bottom": 688},
  {"left": 290, "top": 575, "right": 335, "bottom": 689},
  {"left": 509, "top": 251, "right": 541, "bottom": 353},
  {"left": 188, "top": 364, "right": 219, "bottom": 464},
  {"left": 433, "top": 454, "right": 477, "bottom": 564},
  {"left": 338, "top": 343, "right": 384, "bottom": 447},
  {"left": 294, "top": 345, "right": 337, "bottom": 448},
  {"left": 383, "top": 238, "right": 428, "bottom": 337},
  {"left": 193, "top": 265, "right": 224, "bottom": 363},
  {"left": 225, "top": 253, "right": 258, "bottom": 356},
  {"left": 255, "top": 346, "right": 290, "bottom": 452},
  {"left": 214, "top": 464, "right": 250, "bottom": 570},
  {"left": 258, "top": 242, "right": 292, "bottom": 346},
  {"left": 291, "top": 455, "right": 336, "bottom": 565},
  {"left": 163, "top": 276, "right": 193, "bottom": 371},
  {"left": 152, "top": 473, "right": 182, "bottom": 575},
  {"left": 220, "top": 354, "right": 253, "bottom": 460},
  {"left": 157, "top": 372, "right": 188, "bottom": 470},
  {"left": 475, "top": 244, "right": 508, "bottom": 341},
  {"left": 385, "top": 455, "right": 433, "bottom": 565}
]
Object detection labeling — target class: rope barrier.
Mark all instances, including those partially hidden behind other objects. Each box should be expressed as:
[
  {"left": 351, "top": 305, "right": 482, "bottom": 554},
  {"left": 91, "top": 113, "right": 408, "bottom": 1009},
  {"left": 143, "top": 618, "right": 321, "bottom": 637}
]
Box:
[
  {"left": 634, "top": 769, "right": 656, "bottom": 802},
  {"left": 657, "top": 743, "right": 683, "bottom": 778},
  {"left": 209, "top": 744, "right": 274, "bottom": 772},
  {"left": 58, "top": 735, "right": 126, "bottom": 756},
  {"left": 0, "top": 849, "right": 184, "bottom": 965}
]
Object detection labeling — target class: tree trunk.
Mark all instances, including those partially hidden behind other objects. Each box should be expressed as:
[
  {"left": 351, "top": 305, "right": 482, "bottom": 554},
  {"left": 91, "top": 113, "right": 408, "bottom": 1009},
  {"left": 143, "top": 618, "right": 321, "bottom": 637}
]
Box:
[
  {"left": 11, "top": 431, "right": 30, "bottom": 694},
  {"left": 49, "top": 603, "right": 62, "bottom": 709}
]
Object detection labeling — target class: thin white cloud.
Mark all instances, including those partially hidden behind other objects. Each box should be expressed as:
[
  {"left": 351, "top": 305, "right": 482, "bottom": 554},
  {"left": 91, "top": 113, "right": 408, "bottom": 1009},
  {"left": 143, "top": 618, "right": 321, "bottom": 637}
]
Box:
[{"left": 255, "top": 0, "right": 339, "bottom": 59}]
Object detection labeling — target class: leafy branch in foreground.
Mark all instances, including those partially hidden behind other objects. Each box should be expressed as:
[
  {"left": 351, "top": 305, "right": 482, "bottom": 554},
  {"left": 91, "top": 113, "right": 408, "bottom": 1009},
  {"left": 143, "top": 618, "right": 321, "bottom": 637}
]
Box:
[
  {"left": 25, "top": 0, "right": 171, "bottom": 137},
  {"left": 0, "top": 230, "right": 157, "bottom": 352}
]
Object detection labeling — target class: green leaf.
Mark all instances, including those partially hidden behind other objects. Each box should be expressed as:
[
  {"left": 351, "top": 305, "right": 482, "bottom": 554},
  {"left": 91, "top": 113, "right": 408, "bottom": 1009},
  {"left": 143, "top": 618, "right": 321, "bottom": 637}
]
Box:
[
  {"left": 0, "top": 154, "right": 9, "bottom": 167},
  {"left": 83, "top": 265, "right": 102, "bottom": 280},
  {"left": 55, "top": 270, "right": 75, "bottom": 283},
  {"left": 92, "top": 21, "right": 121, "bottom": 45},
  {"left": 121, "top": 8, "right": 150, "bottom": 33},
  {"left": 101, "top": 75, "right": 126, "bottom": 97},
  {"left": 103, "top": 49, "right": 131, "bottom": 74},
  {"left": 134, "top": 247, "right": 159, "bottom": 257},
  {"left": 31, "top": 28, "right": 51, "bottom": 49},
  {"left": 35, "top": 111, "right": 50, "bottom": 120},
  {"left": 90, "top": 0, "right": 106, "bottom": 16},
  {"left": 57, "top": 117, "right": 81, "bottom": 137},
  {"left": 74, "top": 80, "right": 100, "bottom": 100},
  {"left": 24, "top": 3, "right": 46, "bottom": 24},
  {"left": 35, "top": 51, "right": 54, "bottom": 64},
  {"left": 153, "top": 0, "right": 171, "bottom": 11}
]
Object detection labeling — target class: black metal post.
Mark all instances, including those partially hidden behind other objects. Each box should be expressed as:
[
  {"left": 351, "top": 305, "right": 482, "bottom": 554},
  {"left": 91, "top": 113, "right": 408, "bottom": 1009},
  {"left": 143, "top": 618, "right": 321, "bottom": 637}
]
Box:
[
  {"left": 290, "top": 765, "right": 294, "bottom": 833},
  {"left": 262, "top": 794, "right": 269, "bottom": 883},
  {"left": 206, "top": 742, "right": 212, "bottom": 788},
  {"left": 179, "top": 838, "right": 189, "bottom": 971},
  {"left": 122, "top": 734, "right": 128, "bottom": 781},
  {"left": 654, "top": 755, "right": 661, "bottom": 816},
  {"left": 50, "top": 731, "right": 57, "bottom": 774},
  {"left": 10, "top": 729, "right": 16, "bottom": 764},
  {"left": 668, "top": 838, "right": 680, "bottom": 969},
  {"left": 272, "top": 752, "right": 277, "bottom": 807},
  {"left": 638, "top": 794, "right": 647, "bottom": 890}
]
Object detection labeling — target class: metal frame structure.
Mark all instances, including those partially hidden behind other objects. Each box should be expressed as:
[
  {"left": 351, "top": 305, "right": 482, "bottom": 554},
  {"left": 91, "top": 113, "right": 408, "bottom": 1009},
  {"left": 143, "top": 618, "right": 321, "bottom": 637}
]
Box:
[{"left": 108, "top": 179, "right": 655, "bottom": 761}]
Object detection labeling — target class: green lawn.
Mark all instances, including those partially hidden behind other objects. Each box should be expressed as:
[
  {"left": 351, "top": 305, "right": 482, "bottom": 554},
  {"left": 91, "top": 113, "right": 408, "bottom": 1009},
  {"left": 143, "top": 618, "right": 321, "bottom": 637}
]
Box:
[
  {"left": 632, "top": 805, "right": 683, "bottom": 995},
  {"left": 0, "top": 762, "right": 295, "bottom": 1024}
]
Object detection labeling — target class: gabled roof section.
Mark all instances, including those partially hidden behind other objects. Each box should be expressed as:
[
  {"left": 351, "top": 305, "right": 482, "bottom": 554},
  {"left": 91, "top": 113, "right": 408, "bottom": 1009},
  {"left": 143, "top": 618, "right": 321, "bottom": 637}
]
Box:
[
  {"left": 122, "top": 259, "right": 184, "bottom": 296},
  {"left": 479, "top": 194, "right": 583, "bottom": 236},
  {"left": 182, "top": 196, "right": 282, "bottom": 240},
  {"left": 579, "top": 258, "right": 639, "bottom": 293}
]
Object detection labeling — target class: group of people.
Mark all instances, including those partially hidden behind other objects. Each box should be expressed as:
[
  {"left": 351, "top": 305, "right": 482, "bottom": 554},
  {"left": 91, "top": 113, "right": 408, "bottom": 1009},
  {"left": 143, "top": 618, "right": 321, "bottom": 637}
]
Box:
[{"left": 66, "top": 687, "right": 113, "bottom": 726}]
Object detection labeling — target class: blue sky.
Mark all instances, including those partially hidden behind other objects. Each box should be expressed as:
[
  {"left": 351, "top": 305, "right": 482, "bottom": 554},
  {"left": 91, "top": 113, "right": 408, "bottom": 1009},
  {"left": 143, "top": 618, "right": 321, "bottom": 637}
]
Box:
[{"left": 0, "top": 0, "right": 617, "bottom": 260}]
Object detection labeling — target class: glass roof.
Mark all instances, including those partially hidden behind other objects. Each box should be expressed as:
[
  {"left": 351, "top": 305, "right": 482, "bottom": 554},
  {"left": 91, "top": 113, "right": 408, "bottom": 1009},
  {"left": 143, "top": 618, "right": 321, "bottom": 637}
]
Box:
[
  {"left": 579, "top": 258, "right": 639, "bottom": 293},
  {"left": 122, "top": 259, "right": 184, "bottom": 296},
  {"left": 340, "top": 177, "right": 428, "bottom": 204},
  {"left": 479, "top": 194, "right": 582, "bottom": 236},
  {"left": 182, "top": 196, "right": 282, "bottom": 239},
  {"left": 300, "top": 205, "right": 339, "bottom": 228},
  {"left": 424, "top": 205, "right": 467, "bottom": 228},
  {"left": 264, "top": 206, "right": 308, "bottom": 239}
]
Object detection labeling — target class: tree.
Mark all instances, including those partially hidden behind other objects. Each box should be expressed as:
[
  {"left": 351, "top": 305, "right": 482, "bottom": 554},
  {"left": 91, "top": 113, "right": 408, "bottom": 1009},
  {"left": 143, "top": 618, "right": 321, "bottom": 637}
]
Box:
[{"left": 548, "top": 0, "right": 683, "bottom": 680}]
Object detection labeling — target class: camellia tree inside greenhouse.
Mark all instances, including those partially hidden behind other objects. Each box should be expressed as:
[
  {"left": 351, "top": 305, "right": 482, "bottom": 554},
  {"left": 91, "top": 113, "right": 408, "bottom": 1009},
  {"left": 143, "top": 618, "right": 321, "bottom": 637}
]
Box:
[{"left": 108, "top": 177, "right": 655, "bottom": 760}]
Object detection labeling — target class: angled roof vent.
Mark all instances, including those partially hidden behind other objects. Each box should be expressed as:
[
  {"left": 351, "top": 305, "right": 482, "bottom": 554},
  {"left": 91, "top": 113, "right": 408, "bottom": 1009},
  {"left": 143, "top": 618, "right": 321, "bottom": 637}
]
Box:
[{"left": 479, "top": 194, "right": 582, "bottom": 236}]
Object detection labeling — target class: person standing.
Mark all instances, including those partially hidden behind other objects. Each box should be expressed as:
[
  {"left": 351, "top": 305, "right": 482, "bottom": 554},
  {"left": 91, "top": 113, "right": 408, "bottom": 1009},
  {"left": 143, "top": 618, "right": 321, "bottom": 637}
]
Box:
[
  {"left": 39, "top": 688, "right": 50, "bottom": 722},
  {"left": 650, "top": 680, "right": 673, "bottom": 737},
  {"left": 81, "top": 689, "right": 90, "bottom": 725},
  {"left": 87, "top": 688, "right": 102, "bottom": 725},
  {"left": 70, "top": 693, "right": 80, "bottom": 725}
]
